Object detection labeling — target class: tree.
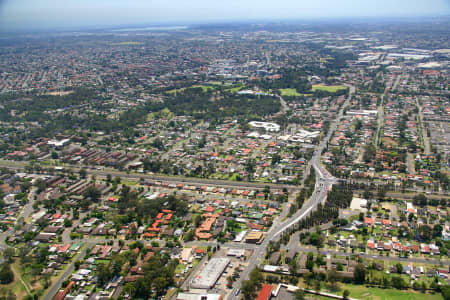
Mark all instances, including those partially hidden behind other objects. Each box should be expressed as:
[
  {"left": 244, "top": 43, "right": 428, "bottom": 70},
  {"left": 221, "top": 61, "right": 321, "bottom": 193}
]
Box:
[
  {"left": 306, "top": 253, "right": 314, "bottom": 272},
  {"left": 343, "top": 290, "right": 350, "bottom": 300},
  {"left": 395, "top": 263, "right": 403, "bottom": 274},
  {"left": 441, "top": 285, "right": 450, "bottom": 300},
  {"left": 74, "top": 260, "right": 81, "bottom": 270},
  {"left": 64, "top": 219, "right": 72, "bottom": 227},
  {"left": 413, "top": 194, "right": 427, "bottom": 207},
  {"left": 309, "top": 232, "right": 324, "bottom": 248},
  {"left": 79, "top": 168, "right": 87, "bottom": 179},
  {"left": 249, "top": 268, "right": 263, "bottom": 288},
  {"left": 245, "top": 159, "right": 256, "bottom": 180},
  {"left": 353, "top": 263, "right": 366, "bottom": 284},
  {"left": 294, "top": 289, "right": 305, "bottom": 300},
  {"left": 391, "top": 276, "right": 407, "bottom": 289},
  {"left": 313, "top": 280, "right": 321, "bottom": 291},
  {"left": 97, "top": 263, "right": 112, "bottom": 286},
  {"left": 0, "top": 263, "right": 14, "bottom": 284},
  {"left": 419, "top": 225, "right": 432, "bottom": 242},
  {"left": 241, "top": 280, "right": 256, "bottom": 300},
  {"left": 86, "top": 184, "right": 101, "bottom": 200},
  {"left": 433, "top": 224, "right": 443, "bottom": 238},
  {"left": 3, "top": 248, "right": 15, "bottom": 264},
  {"left": 289, "top": 259, "right": 298, "bottom": 275}
]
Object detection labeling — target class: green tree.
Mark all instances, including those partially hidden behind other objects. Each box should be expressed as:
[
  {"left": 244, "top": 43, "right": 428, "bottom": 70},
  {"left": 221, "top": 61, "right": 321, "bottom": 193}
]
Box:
[
  {"left": 3, "top": 248, "right": 15, "bottom": 264},
  {"left": 391, "top": 276, "right": 407, "bottom": 289},
  {"left": 353, "top": 263, "right": 366, "bottom": 284},
  {"left": 64, "top": 219, "right": 72, "bottom": 227},
  {"left": 241, "top": 280, "right": 256, "bottom": 300},
  {"left": 79, "top": 168, "right": 87, "bottom": 179},
  {"left": 306, "top": 253, "right": 314, "bottom": 272},
  {"left": 294, "top": 289, "right": 305, "bottom": 300},
  {"left": 441, "top": 285, "right": 450, "bottom": 300},
  {"left": 395, "top": 263, "right": 403, "bottom": 274},
  {"left": 0, "top": 263, "right": 14, "bottom": 284}
]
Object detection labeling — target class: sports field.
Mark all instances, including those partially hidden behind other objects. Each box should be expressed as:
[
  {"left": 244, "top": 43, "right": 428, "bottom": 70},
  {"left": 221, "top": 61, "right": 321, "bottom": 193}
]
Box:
[{"left": 312, "top": 84, "right": 348, "bottom": 93}]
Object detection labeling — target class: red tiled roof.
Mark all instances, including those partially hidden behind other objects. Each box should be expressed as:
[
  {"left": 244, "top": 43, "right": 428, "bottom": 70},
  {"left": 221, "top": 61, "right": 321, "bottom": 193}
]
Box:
[{"left": 256, "top": 284, "right": 273, "bottom": 300}]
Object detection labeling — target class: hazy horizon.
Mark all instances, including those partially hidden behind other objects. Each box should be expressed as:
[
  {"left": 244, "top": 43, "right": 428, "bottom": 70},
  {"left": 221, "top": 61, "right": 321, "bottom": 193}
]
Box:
[{"left": 0, "top": 0, "right": 449, "bottom": 33}]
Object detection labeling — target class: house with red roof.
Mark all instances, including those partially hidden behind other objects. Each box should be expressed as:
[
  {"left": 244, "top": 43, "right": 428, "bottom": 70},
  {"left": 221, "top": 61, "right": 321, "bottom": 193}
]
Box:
[
  {"left": 367, "top": 240, "right": 376, "bottom": 249},
  {"left": 364, "top": 217, "right": 374, "bottom": 226},
  {"left": 53, "top": 281, "right": 75, "bottom": 300}
]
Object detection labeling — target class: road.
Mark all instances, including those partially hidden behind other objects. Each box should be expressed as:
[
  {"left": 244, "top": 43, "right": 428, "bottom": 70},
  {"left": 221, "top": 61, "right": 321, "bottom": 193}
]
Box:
[
  {"left": 279, "top": 95, "right": 289, "bottom": 113},
  {"left": 42, "top": 243, "right": 90, "bottom": 300},
  {"left": 228, "top": 85, "right": 355, "bottom": 299},
  {"left": 407, "top": 153, "right": 416, "bottom": 175},
  {"left": 415, "top": 98, "right": 431, "bottom": 155},
  {"left": 0, "top": 187, "right": 37, "bottom": 251},
  {"left": 375, "top": 93, "right": 384, "bottom": 147}
]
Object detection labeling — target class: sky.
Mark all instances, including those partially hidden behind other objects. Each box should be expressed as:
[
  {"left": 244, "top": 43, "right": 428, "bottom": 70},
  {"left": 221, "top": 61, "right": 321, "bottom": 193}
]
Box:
[{"left": 0, "top": 0, "right": 449, "bottom": 31}]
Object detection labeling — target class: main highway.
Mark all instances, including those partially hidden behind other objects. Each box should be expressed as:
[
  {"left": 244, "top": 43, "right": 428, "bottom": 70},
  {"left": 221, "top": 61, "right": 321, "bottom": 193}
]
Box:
[{"left": 228, "top": 85, "right": 354, "bottom": 299}]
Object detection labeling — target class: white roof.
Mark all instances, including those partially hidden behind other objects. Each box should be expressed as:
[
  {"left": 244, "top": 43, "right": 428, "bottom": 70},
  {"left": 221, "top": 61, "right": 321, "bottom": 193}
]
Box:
[{"left": 191, "top": 258, "right": 230, "bottom": 289}]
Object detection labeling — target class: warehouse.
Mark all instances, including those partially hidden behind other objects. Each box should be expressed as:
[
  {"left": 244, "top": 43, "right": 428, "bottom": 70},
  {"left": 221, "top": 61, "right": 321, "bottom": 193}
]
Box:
[{"left": 191, "top": 258, "right": 230, "bottom": 289}]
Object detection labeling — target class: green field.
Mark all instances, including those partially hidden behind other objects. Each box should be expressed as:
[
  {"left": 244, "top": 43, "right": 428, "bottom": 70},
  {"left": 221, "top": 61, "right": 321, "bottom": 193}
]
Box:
[
  {"left": 280, "top": 88, "right": 302, "bottom": 96},
  {"left": 336, "top": 284, "right": 443, "bottom": 300},
  {"left": 175, "top": 264, "right": 186, "bottom": 274},
  {"left": 166, "top": 85, "right": 216, "bottom": 94},
  {"left": 121, "top": 179, "right": 138, "bottom": 186},
  {"left": 226, "top": 86, "right": 245, "bottom": 93},
  {"left": 312, "top": 84, "right": 348, "bottom": 93}
]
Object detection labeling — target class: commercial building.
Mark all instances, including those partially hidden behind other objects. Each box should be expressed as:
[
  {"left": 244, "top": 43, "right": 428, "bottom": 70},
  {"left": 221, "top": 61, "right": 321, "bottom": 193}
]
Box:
[
  {"left": 245, "top": 230, "right": 264, "bottom": 244},
  {"left": 248, "top": 121, "right": 280, "bottom": 132},
  {"left": 176, "top": 292, "right": 223, "bottom": 300},
  {"left": 191, "top": 258, "right": 230, "bottom": 289}
]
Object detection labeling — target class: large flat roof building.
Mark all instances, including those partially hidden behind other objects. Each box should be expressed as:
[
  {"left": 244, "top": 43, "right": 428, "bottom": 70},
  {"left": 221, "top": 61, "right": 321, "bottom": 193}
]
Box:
[{"left": 191, "top": 258, "right": 230, "bottom": 289}]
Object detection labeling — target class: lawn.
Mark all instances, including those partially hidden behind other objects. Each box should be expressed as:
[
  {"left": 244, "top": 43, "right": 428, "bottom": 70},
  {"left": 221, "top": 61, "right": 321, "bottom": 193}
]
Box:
[
  {"left": 166, "top": 85, "right": 216, "bottom": 94},
  {"left": 336, "top": 283, "right": 444, "bottom": 300},
  {"left": 280, "top": 88, "right": 302, "bottom": 96},
  {"left": 226, "top": 85, "right": 245, "bottom": 93},
  {"left": 121, "top": 179, "right": 138, "bottom": 186},
  {"left": 175, "top": 264, "right": 186, "bottom": 274},
  {"left": 312, "top": 84, "right": 348, "bottom": 93},
  {"left": 229, "top": 173, "right": 242, "bottom": 181}
]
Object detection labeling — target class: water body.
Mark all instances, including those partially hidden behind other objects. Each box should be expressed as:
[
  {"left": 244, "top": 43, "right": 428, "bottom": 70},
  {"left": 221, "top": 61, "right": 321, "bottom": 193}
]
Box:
[{"left": 111, "top": 26, "right": 188, "bottom": 32}]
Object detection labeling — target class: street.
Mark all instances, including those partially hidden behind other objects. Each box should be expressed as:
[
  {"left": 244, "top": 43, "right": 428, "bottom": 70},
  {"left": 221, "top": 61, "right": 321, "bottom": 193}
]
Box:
[{"left": 228, "top": 85, "right": 355, "bottom": 299}]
